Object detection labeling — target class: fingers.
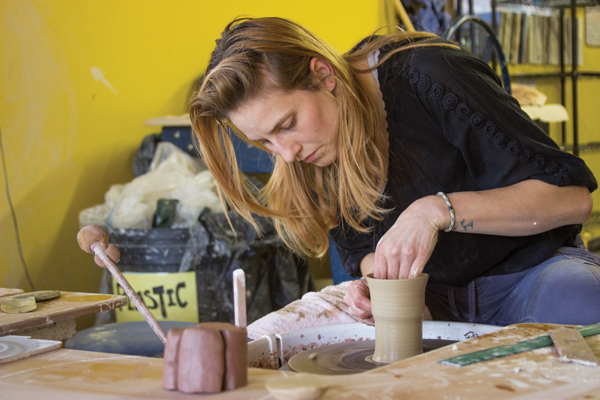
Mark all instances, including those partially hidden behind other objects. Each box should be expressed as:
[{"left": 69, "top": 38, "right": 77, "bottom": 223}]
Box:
[
  {"left": 406, "top": 250, "right": 429, "bottom": 279},
  {"left": 343, "top": 279, "right": 372, "bottom": 320},
  {"left": 373, "top": 249, "right": 388, "bottom": 279},
  {"left": 399, "top": 247, "right": 418, "bottom": 279},
  {"left": 374, "top": 214, "right": 440, "bottom": 280},
  {"left": 406, "top": 229, "right": 439, "bottom": 278},
  {"left": 375, "top": 239, "right": 428, "bottom": 279}
]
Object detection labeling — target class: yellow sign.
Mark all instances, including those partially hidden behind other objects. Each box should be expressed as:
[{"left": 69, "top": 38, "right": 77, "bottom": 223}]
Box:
[{"left": 113, "top": 271, "right": 198, "bottom": 323}]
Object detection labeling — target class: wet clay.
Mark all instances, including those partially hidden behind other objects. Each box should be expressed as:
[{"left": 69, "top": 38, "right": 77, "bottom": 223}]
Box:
[
  {"left": 366, "top": 273, "right": 429, "bottom": 363},
  {"left": 162, "top": 322, "right": 247, "bottom": 394}
]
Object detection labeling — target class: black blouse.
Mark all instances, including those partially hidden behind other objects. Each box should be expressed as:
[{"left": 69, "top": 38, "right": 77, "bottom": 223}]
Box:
[{"left": 329, "top": 40, "right": 597, "bottom": 286}]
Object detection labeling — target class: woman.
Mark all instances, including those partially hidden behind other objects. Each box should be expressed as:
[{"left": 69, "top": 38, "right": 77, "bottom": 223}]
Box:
[{"left": 190, "top": 17, "right": 600, "bottom": 326}]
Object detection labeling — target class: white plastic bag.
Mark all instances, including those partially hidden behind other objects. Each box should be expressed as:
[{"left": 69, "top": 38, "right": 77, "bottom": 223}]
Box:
[{"left": 79, "top": 143, "right": 222, "bottom": 229}]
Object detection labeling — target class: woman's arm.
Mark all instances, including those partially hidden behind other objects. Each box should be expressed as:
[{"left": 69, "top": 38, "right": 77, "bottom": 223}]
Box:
[
  {"left": 442, "top": 180, "right": 592, "bottom": 236},
  {"left": 344, "top": 180, "right": 592, "bottom": 318},
  {"left": 374, "top": 180, "right": 592, "bottom": 280}
]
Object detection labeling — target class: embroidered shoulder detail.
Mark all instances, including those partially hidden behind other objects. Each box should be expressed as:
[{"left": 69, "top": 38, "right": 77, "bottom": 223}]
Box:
[
  {"left": 519, "top": 149, "right": 533, "bottom": 164},
  {"left": 418, "top": 75, "right": 432, "bottom": 92},
  {"left": 555, "top": 169, "right": 572, "bottom": 187},
  {"left": 456, "top": 103, "right": 471, "bottom": 119},
  {"left": 409, "top": 68, "right": 420, "bottom": 86},
  {"left": 482, "top": 121, "right": 497, "bottom": 136},
  {"left": 431, "top": 83, "right": 444, "bottom": 100},
  {"left": 442, "top": 93, "right": 458, "bottom": 110},
  {"left": 393, "top": 62, "right": 572, "bottom": 184},
  {"left": 493, "top": 132, "right": 507, "bottom": 148},
  {"left": 533, "top": 154, "right": 547, "bottom": 169},
  {"left": 470, "top": 113, "right": 485, "bottom": 129},
  {"left": 545, "top": 161, "right": 559, "bottom": 175},
  {"left": 505, "top": 141, "right": 521, "bottom": 156}
]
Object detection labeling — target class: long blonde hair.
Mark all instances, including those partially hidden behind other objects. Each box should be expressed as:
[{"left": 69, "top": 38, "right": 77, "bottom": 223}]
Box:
[{"left": 190, "top": 17, "right": 448, "bottom": 258}]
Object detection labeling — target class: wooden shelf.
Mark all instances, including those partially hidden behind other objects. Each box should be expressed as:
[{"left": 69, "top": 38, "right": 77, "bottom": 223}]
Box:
[{"left": 491, "top": 0, "right": 599, "bottom": 155}]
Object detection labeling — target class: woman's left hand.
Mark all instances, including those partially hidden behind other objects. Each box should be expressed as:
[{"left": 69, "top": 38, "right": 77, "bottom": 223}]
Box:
[{"left": 374, "top": 195, "right": 447, "bottom": 279}]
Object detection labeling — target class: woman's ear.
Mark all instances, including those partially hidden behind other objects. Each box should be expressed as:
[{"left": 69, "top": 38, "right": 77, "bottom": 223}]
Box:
[{"left": 310, "top": 58, "right": 337, "bottom": 92}]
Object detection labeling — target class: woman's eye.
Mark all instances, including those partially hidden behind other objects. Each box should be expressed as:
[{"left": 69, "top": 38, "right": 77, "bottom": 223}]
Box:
[{"left": 283, "top": 117, "right": 295, "bottom": 131}]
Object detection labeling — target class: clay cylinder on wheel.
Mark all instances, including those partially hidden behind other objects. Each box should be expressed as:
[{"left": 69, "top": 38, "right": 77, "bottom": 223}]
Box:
[{"left": 366, "top": 273, "right": 429, "bottom": 363}]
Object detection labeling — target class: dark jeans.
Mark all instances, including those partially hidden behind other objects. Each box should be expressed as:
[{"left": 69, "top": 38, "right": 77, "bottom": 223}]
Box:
[{"left": 426, "top": 246, "right": 600, "bottom": 326}]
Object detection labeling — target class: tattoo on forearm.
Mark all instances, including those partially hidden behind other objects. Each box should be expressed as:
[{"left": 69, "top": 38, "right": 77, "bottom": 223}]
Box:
[{"left": 460, "top": 219, "right": 474, "bottom": 231}]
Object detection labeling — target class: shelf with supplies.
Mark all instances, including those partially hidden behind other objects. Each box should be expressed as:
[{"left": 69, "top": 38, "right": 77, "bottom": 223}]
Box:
[{"left": 491, "top": 0, "right": 600, "bottom": 156}]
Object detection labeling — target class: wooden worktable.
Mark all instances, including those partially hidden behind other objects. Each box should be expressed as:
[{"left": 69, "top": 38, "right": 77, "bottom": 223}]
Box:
[
  {"left": 0, "top": 291, "right": 127, "bottom": 340},
  {"left": 1, "top": 323, "right": 599, "bottom": 399}
]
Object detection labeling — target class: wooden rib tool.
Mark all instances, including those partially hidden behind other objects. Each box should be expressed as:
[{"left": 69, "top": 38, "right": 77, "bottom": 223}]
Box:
[
  {"left": 550, "top": 327, "right": 598, "bottom": 367},
  {"left": 77, "top": 224, "right": 167, "bottom": 344}
]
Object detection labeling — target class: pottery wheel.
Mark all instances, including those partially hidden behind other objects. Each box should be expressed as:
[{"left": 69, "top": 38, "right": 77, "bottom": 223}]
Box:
[{"left": 287, "top": 339, "right": 457, "bottom": 375}]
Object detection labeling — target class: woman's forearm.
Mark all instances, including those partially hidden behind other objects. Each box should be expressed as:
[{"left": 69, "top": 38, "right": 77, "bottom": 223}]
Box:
[
  {"left": 438, "top": 180, "right": 593, "bottom": 236},
  {"left": 360, "top": 180, "right": 591, "bottom": 280}
]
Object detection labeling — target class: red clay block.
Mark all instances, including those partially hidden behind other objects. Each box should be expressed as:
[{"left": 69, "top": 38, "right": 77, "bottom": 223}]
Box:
[
  {"left": 202, "top": 322, "right": 248, "bottom": 390},
  {"left": 177, "top": 325, "right": 225, "bottom": 393},
  {"left": 162, "top": 328, "right": 185, "bottom": 390}
]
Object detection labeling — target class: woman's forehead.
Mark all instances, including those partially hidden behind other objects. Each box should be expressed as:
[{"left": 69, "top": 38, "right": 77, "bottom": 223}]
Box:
[{"left": 228, "top": 89, "right": 297, "bottom": 137}]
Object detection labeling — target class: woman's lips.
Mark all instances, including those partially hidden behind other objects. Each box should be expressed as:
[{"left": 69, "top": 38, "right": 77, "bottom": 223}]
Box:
[{"left": 304, "top": 150, "right": 318, "bottom": 163}]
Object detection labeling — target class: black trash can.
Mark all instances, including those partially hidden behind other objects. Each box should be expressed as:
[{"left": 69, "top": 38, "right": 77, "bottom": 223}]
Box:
[{"left": 104, "top": 211, "right": 314, "bottom": 325}]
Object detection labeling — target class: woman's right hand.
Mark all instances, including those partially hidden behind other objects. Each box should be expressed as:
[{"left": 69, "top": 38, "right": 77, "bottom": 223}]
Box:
[{"left": 344, "top": 278, "right": 374, "bottom": 322}]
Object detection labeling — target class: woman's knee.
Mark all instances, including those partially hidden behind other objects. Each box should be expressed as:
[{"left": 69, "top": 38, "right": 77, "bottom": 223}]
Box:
[{"left": 525, "top": 259, "right": 600, "bottom": 325}]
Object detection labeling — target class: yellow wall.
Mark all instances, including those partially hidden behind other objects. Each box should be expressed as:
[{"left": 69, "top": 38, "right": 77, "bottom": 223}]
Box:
[
  {"left": 509, "top": 8, "right": 600, "bottom": 211},
  {"left": 3, "top": 1, "right": 598, "bottom": 330},
  {"left": 0, "top": 0, "right": 385, "bottom": 328}
]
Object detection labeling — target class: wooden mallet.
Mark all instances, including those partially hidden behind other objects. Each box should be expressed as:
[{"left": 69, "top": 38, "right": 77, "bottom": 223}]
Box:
[{"left": 77, "top": 224, "right": 168, "bottom": 344}]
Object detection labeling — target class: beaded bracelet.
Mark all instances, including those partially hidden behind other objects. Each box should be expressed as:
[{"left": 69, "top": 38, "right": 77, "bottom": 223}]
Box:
[{"left": 436, "top": 192, "right": 455, "bottom": 232}]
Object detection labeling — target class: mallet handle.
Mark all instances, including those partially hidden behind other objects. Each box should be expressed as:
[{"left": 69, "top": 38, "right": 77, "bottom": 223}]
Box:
[{"left": 91, "top": 242, "right": 168, "bottom": 344}]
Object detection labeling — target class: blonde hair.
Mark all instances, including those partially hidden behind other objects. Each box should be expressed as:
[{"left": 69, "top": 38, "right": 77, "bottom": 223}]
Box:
[{"left": 190, "top": 17, "right": 451, "bottom": 258}]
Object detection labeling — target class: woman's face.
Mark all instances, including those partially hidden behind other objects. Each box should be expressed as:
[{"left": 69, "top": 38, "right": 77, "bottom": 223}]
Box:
[{"left": 227, "top": 59, "right": 339, "bottom": 167}]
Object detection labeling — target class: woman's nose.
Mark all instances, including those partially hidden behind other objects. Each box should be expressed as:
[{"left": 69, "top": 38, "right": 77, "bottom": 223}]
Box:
[{"left": 275, "top": 139, "right": 301, "bottom": 163}]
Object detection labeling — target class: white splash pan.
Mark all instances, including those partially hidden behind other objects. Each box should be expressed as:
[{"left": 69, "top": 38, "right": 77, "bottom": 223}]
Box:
[{"left": 248, "top": 321, "right": 499, "bottom": 369}]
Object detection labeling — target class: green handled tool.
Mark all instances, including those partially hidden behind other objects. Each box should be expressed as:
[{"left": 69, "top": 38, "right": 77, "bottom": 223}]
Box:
[{"left": 438, "top": 322, "right": 600, "bottom": 367}]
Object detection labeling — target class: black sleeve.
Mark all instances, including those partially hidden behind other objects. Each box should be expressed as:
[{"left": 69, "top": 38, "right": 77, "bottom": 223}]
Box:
[
  {"left": 328, "top": 221, "right": 374, "bottom": 279},
  {"left": 393, "top": 46, "right": 597, "bottom": 192}
]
